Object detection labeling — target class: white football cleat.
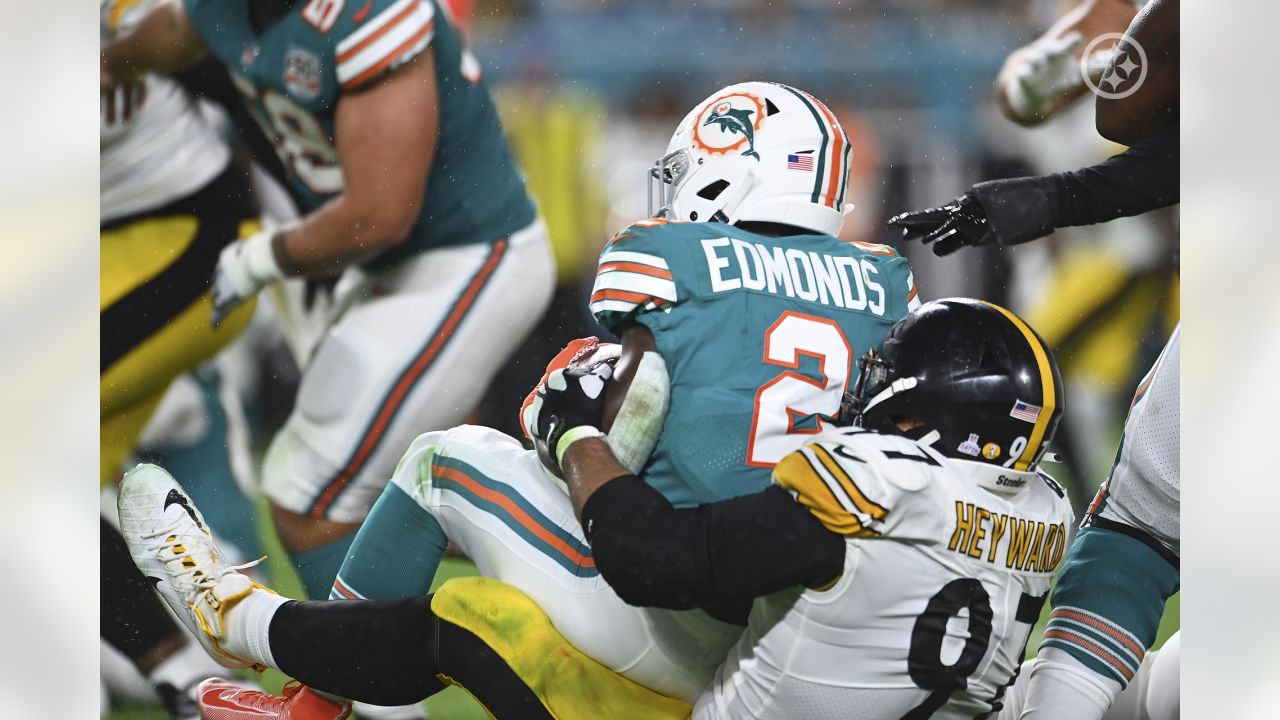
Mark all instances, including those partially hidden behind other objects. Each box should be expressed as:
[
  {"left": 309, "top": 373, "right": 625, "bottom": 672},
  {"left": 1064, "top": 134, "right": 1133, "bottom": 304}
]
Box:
[{"left": 118, "top": 463, "right": 271, "bottom": 669}]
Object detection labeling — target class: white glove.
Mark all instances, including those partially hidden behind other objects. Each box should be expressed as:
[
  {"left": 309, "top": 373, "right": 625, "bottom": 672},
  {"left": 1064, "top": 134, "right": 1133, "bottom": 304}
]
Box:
[
  {"left": 211, "top": 229, "right": 285, "bottom": 328},
  {"left": 1004, "top": 31, "right": 1095, "bottom": 120}
]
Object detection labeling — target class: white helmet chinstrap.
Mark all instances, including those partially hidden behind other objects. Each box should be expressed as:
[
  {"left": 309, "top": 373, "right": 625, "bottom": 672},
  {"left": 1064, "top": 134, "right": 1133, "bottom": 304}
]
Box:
[{"left": 649, "top": 81, "right": 853, "bottom": 236}]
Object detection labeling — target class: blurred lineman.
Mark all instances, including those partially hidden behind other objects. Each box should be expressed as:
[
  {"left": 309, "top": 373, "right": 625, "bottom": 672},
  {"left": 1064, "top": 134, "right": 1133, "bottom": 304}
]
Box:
[
  {"left": 102, "top": 0, "right": 555, "bottom": 605},
  {"left": 100, "top": 0, "right": 261, "bottom": 717},
  {"left": 116, "top": 82, "right": 923, "bottom": 719}
]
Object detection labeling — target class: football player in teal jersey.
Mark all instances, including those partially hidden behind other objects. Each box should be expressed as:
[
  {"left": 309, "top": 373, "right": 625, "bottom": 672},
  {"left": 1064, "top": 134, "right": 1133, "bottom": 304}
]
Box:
[
  {"left": 584, "top": 81, "right": 920, "bottom": 507},
  {"left": 101, "top": 0, "right": 556, "bottom": 652}
]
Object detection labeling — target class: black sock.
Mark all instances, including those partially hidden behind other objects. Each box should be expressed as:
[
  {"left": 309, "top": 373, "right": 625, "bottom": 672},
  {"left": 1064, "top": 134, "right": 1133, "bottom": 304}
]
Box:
[
  {"left": 269, "top": 595, "right": 445, "bottom": 706},
  {"left": 268, "top": 594, "right": 553, "bottom": 717},
  {"left": 101, "top": 517, "right": 183, "bottom": 666}
]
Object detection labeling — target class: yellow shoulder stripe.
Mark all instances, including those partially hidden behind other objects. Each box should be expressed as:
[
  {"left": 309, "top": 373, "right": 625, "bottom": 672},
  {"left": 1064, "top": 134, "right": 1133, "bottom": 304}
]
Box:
[
  {"left": 774, "top": 449, "right": 881, "bottom": 537},
  {"left": 810, "top": 444, "right": 888, "bottom": 521}
]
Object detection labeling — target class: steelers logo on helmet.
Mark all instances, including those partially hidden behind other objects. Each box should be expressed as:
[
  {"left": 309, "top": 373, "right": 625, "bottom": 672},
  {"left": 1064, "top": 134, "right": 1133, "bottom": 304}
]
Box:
[{"left": 692, "top": 92, "right": 766, "bottom": 161}]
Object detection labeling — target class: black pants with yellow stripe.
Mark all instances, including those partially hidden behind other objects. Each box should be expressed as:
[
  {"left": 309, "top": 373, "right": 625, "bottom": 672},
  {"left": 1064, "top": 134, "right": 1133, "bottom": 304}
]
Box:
[
  {"left": 100, "top": 162, "right": 260, "bottom": 486},
  {"left": 269, "top": 578, "right": 691, "bottom": 719}
]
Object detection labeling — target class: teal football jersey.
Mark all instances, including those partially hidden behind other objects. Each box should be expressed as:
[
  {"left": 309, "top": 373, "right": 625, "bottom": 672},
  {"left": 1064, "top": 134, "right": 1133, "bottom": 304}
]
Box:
[
  {"left": 591, "top": 219, "right": 919, "bottom": 507},
  {"left": 184, "top": 0, "right": 535, "bottom": 270}
]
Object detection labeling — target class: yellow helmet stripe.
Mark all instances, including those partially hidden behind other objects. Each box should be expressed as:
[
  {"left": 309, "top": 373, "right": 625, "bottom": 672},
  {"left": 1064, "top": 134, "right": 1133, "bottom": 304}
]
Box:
[{"left": 980, "top": 302, "right": 1055, "bottom": 471}]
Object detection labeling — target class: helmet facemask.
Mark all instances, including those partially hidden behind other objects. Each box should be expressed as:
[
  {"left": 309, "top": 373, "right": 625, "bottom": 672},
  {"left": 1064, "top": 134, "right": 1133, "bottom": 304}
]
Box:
[{"left": 648, "top": 149, "right": 757, "bottom": 224}]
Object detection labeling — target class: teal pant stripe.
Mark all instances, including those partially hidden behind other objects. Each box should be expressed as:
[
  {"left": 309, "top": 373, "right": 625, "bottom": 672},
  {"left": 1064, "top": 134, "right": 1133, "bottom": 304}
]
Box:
[{"left": 432, "top": 455, "right": 598, "bottom": 578}]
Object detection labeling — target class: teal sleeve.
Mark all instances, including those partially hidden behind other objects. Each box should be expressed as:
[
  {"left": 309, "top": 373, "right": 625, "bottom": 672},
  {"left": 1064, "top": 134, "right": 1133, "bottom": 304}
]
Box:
[
  {"left": 331, "top": 482, "right": 449, "bottom": 600},
  {"left": 1039, "top": 525, "right": 1179, "bottom": 687},
  {"left": 589, "top": 223, "right": 686, "bottom": 333}
]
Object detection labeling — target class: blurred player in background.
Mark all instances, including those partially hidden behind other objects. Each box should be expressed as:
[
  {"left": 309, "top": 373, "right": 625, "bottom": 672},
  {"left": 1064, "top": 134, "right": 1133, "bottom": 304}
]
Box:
[
  {"left": 100, "top": 0, "right": 262, "bottom": 715},
  {"left": 102, "top": 0, "right": 555, "bottom": 620},
  {"left": 995, "top": 0, "right": 1139, "bottom": 127}
]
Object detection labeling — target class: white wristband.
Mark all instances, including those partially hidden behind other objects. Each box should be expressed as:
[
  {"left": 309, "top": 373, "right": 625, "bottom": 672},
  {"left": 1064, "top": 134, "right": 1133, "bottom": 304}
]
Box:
[
  {"left": 556, "top": 425, "right": 605, "bottom": 468},
  {"left": 243, "top": 229, "right": 286, "bottom": 285}
]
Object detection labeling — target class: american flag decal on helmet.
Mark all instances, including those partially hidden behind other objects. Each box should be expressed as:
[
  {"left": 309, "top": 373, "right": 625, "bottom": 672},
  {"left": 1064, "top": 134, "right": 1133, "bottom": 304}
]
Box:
[
  {"left": 787, "top": 152, "right": 815, "bottom": 171},
  {"left": 1010, "top": 400, "right": 1042, "bottom": 423}
]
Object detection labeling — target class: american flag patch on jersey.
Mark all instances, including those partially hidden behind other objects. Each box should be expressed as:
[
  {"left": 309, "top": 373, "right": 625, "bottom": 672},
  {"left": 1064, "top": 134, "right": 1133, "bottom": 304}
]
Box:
[
  {"left": 1009, "top": 400, "right": 1042, "bottom": 423},
  {"left": 787, "top": 153, "right": 815, "bottom": 171}
]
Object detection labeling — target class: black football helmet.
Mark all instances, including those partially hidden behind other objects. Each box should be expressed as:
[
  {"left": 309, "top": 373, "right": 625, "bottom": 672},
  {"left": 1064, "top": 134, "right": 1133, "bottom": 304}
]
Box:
[{"left": 846, "top": 298, "right": 1064, "bottom": 473}]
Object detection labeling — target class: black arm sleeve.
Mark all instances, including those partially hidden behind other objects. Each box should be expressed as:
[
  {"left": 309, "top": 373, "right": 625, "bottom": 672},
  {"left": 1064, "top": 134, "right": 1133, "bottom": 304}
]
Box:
[
  {"left": 972, "top": 123, "right": 1179, "bottom": 245},
  {"left": 579, "top": 475, "right": 846, "bottom": 610}
]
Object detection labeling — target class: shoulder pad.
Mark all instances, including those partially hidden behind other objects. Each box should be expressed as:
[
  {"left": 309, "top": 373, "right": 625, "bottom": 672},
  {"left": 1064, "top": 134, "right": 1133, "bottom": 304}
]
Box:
[
  {"left": 773, "top": 429, "right": 937, "bottom": 536},
  {"left": 333, "top": 0, "right": 437, "bottom": 91},
  {"left": 590, "top": 219, "right": 684, "bottom": 327}
]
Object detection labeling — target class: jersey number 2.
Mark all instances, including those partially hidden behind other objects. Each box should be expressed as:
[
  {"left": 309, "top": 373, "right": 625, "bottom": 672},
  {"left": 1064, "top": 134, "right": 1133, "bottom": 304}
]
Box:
[{"left": 746, "top": 311, "right": 853, "bottom": 467}]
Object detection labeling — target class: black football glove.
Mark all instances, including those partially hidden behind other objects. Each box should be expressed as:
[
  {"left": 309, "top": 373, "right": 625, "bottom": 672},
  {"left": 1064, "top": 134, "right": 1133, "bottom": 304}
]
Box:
[
  {"left": 887, "top": 192, "right": 992, "bottom": 256},
  {"left": 888, "top": 177, "right": 1057, "bottom": 256},
  {"left": 532, "top": 362, "right": 613, "bottom": 477}
]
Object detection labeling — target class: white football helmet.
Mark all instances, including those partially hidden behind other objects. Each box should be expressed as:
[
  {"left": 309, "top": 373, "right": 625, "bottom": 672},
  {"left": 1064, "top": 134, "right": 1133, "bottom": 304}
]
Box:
[{"left": 649, "top": 81, "right": 853, "bottom": 236}]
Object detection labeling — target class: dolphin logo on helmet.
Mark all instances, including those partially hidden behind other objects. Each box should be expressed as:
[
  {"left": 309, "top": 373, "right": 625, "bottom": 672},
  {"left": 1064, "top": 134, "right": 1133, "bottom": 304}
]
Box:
[{"left": 702, "top": 104, "right": 761, "bottom": 161}]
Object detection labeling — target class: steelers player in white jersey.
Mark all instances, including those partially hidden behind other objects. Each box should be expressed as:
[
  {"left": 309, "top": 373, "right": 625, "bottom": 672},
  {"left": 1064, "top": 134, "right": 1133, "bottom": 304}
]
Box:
[
  {"left": 1017, "top": 327, "right": 1180, "bottom": 720},
  {"left": 101, "top": 1, "right": 261, "bottom": 716},
  {"left": 533, "top": 298, "right": 1074, "bottom": 719}
]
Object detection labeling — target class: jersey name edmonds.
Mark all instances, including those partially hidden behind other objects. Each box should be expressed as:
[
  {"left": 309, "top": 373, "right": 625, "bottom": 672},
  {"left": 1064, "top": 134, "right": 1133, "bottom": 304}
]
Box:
[
  {"left": 701, "top": 238, "right": 890, "bottom": 316},
  {"left": 948, "top": 501, "right": 1067, "bottom": 574}
]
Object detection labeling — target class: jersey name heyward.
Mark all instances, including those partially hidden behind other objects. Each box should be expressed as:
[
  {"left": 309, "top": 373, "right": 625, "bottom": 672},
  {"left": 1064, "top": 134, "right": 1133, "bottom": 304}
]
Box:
[
  {"left": 700, "top": 237, "right": 889, "bottom": 315},
  {"left": 949, "top": 500, "right": 1068, "bottom": 573}
]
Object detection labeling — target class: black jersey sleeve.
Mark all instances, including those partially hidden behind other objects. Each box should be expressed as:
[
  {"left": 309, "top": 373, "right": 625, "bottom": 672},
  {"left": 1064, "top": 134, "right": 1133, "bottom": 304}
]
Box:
[
  {"left": 974, "top": 123, "right": 1179, "bottom": 245},
  {"left": 580, "top": 475, "right": 846, "bottom": 610}
]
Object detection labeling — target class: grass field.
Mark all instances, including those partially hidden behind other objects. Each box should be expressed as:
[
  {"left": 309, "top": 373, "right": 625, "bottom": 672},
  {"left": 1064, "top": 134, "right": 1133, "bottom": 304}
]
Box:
[{"left": 107, "top": 525, "right": 1180, "bottom": 720}]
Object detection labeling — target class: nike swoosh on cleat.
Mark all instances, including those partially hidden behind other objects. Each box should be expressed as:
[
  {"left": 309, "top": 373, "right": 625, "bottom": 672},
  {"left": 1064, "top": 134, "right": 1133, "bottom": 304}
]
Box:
[{"left": 164, "top": 489, "right": 204, "bottom": 530}]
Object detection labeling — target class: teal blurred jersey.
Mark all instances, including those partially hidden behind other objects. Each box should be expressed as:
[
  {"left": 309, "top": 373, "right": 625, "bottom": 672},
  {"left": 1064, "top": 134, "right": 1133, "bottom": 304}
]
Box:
[
  {"left": 184, "top": 0, "right": 535, "bottom": 270},
  {"left": 591, "top": 219, "right": 920, "bottom": 507}
]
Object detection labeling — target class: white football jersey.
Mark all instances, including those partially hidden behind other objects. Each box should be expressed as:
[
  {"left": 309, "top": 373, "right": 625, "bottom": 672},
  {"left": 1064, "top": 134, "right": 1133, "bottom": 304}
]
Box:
[
  {"left": 101, "top": 0, "right": 229, "bottom": 223},
  {"left": 1091, "top": 326, "right": 1179, "bottom": 554},
  {"left": 695, "top": 428, "right": 1075, "bottom": 720}
]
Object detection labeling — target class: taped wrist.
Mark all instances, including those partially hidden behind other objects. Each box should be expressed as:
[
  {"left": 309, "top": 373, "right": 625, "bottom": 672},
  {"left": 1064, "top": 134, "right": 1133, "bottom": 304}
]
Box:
[
  {"left": 243, "top": 229, "right": 286, "bottom": 286},
  {"left": 555, "top": 425, "right": 605, "bottom": 469},
  {"left": 971, "top": 176, "right": 1057, "bottom": 246}
]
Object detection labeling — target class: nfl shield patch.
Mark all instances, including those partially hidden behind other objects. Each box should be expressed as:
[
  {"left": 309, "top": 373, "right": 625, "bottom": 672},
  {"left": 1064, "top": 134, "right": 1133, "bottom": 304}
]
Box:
[{"left": 284, "top": 47, "right": 323, "bottom": 101}]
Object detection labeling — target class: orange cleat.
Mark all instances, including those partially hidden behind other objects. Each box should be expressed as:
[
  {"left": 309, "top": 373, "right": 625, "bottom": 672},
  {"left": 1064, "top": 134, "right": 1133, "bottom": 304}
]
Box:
[{"left": 196, "top": 678, "right": 352, "bottom": 720}]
